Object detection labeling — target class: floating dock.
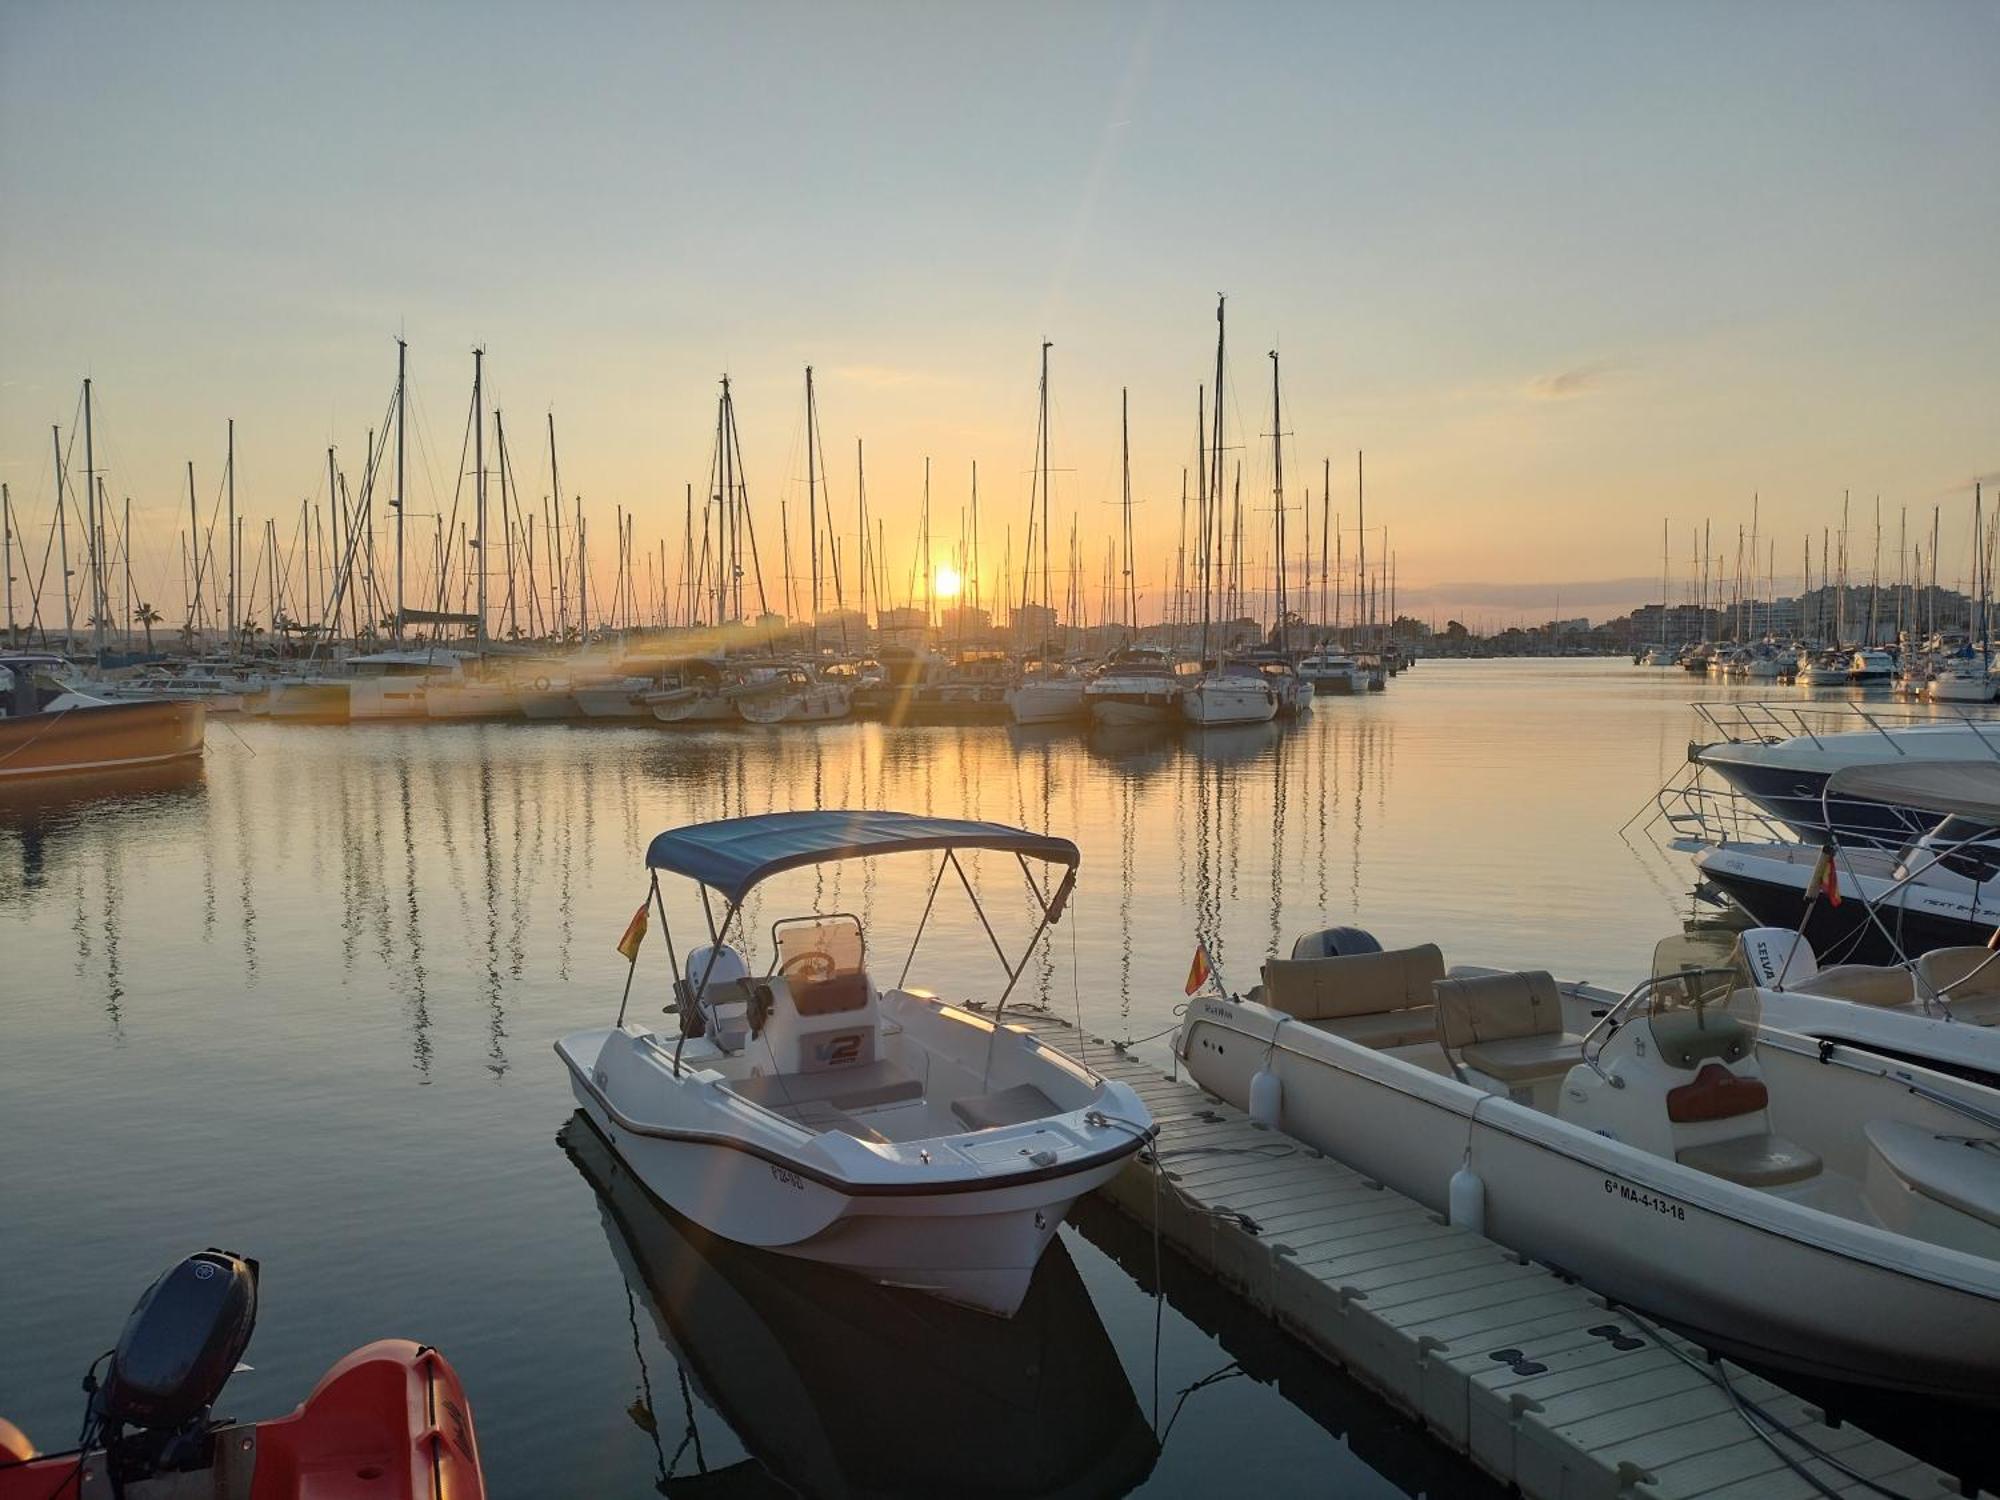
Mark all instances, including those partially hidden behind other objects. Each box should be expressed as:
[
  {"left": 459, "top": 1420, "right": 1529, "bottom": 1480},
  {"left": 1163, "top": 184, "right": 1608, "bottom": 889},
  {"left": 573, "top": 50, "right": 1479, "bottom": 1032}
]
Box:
[{"left": 1007, "top": 1009, "right": 1983, "bottom": 1500}]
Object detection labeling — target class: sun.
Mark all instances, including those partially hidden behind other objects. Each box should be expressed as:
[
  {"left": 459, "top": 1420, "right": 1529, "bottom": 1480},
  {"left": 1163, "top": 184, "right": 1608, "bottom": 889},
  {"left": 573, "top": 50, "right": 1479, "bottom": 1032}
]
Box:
[{"left": 934, "top": 565, "right": 963, "bottom": 601}]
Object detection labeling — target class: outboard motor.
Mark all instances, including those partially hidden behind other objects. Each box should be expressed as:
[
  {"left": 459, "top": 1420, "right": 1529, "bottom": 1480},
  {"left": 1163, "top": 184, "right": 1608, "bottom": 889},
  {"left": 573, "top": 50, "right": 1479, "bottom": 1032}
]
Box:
[
  {"left": 91, "top": 1249, "right": 258, "bottom": 1482},
  {"left": 1736, "top": 927, "right": 1817, "bottom": 988},
  {"left": 1290, "top": 925, "right": 1383, "bottom": 961}
]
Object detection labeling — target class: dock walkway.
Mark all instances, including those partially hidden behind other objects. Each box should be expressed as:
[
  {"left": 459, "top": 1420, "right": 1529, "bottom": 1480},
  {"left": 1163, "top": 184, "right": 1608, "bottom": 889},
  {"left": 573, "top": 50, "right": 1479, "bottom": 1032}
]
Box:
[{"left": 1007, "top": 1008, "right": 1981, "bottom": 1500}]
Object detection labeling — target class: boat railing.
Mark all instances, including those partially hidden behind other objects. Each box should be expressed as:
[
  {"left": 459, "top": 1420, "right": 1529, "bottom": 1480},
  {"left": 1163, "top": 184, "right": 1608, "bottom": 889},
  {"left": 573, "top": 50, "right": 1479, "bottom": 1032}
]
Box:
[
  {"left": 1689, "top": 697, "right": 2000, "bottom": 755},
  {"left": 1578, "top": 967, "right": 1746, "bottom": 1084}
]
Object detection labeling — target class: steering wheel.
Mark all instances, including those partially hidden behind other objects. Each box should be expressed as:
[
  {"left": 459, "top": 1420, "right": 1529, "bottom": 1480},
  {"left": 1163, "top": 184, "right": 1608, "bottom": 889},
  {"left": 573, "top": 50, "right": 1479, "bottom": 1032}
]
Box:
[{"left": 780, "top": 950, "right": 837, "bottom": 985}]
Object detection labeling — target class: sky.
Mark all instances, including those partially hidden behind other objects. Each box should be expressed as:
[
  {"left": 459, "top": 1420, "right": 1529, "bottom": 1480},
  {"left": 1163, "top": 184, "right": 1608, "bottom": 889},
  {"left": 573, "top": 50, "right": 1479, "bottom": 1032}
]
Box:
[{"left": 2, "top": 0, "right": 1996, "bottom": 631}]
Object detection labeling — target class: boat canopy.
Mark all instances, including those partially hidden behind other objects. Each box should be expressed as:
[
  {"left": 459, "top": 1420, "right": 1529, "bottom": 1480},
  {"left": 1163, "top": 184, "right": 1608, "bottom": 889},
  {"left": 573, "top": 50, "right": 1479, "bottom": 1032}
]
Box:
[
  {"left": 645, "top": 810, "right": 1080, "bottom": 904},
  {"left": 1826, "top": 760, "right": 2000, "bottom": 825}
]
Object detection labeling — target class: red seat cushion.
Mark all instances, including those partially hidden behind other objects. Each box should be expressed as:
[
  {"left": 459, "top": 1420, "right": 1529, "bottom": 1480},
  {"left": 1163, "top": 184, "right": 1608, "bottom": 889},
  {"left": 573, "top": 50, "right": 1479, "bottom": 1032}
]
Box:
[{"left": 1666, "top": 1063, "right": 1768, "bottom": 1123}]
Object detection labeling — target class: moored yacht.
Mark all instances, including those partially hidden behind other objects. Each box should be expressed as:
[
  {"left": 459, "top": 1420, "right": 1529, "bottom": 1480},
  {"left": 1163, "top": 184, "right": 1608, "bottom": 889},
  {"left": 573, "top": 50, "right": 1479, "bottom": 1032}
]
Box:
[
  {"left": 0, "top": 654, "right": 205, "bottom": 779},
  {"left": 1299, "top": 649, "right": 1369, "bottom": 694},
  {"left": 1083, "top": 647, "right": 1193, "bottom": 727},
  {"left": 1179, "top": 660, "right": 1280, "bottom": 727}
]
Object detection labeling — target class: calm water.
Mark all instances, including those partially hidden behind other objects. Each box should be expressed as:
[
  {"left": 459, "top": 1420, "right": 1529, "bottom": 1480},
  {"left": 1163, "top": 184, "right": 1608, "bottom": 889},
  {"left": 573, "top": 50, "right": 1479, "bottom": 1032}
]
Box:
[{"left": 1, "top": 660, "right": 1755, "bottom": 1496}]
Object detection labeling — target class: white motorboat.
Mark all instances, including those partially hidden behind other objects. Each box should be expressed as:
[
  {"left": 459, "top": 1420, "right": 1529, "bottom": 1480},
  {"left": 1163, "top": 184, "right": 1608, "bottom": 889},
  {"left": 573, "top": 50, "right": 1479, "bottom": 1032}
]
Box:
[
  {"left": 1692, "top": 702, "right": 2000, "bottom": 847},
  {"left": 1663, "top": 926, "right": 2000, "bottom": 1089},
  {"left": 344, "top": 648, "right": 466, "bottom": 720},
  {"left": 1849, "top": 648, "right": 1897, "bottom": 684},
  {"left": 555, "top": 810, "right": 1154, "bottom": 1317},
  {"left": 732, "top": 665, "right": 852, "bottom": 724},
  {"left": 1083, "top": 647, "right": 1193, "bottom": 727},
  {"left": 573, "top": 675, "right": 656, "bottom": 719},
  {"left": 1931, "top": 655, "right": 1997, "bottom": 705},
  {"left": 1177, "top": 931, "right": 2000, "bottom": 1401},
  {"left": 1006, "top": 666, "right": 1089, "bottom": 726},
  {"left": 1636, "top": 645, "right": 1679, "bottom": 669},
  {"left": 1299, "top": 650, "right": 1369, "bottom": 694},
  {"left": 1792, "top": 648, "right": 1849, "bottom": 686},
  {"left": 1179, "top": 665, "right": 1278, "bottom": 727}
]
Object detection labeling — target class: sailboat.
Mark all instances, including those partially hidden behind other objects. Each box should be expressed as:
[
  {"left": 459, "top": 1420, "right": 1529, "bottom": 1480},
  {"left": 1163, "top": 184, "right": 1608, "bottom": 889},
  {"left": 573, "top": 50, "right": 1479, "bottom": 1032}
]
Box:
[
  {"left": 1180, "top": 298, "right": 1277, "bottom": 729},
  {"left": 1007, "top": 349, "right": 1090, "bottom": 726}
]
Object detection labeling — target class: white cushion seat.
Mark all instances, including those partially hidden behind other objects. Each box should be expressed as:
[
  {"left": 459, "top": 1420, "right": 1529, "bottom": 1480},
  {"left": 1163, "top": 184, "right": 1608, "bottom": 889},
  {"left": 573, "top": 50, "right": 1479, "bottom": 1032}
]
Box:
[
  {"left": 723, "top": 1058, "right": 922, "bottom": 1115},
  {"left": 1864, "top": 1120, "right": 2000, "bottom": 1229},
  {"left": 1459, "top": 1032, "right": 1586, "bottom": 1084},
  {"left": 1677, "top": 1132, "right": 1822, "bottom": 1187}
]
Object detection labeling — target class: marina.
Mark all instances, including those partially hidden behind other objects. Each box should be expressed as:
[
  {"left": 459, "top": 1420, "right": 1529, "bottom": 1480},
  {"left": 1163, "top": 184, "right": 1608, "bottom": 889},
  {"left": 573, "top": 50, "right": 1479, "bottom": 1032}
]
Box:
[
  {"left": 6, "top": 659, "right": 1997, "bottom": 1495},
  {"left": 6, "top": 5, "right": 1997, "bottom": 1494}
]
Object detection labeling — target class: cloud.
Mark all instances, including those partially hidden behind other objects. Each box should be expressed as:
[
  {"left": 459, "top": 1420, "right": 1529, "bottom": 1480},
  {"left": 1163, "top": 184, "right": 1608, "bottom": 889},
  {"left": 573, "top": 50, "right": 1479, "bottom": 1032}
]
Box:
[{"left": 1527, "top": 360, "right": 1619, "bottom": 401}]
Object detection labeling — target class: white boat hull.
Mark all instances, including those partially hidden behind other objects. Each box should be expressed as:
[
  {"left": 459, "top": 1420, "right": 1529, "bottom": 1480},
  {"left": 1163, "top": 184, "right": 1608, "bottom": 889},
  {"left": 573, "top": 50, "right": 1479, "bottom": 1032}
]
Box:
[
  {"left": 1007, "top": 679, "right": 1088, "bottom": 725},
  {"left": 1179, "top": 679, "right": 1278, "bottom": 727},
  {"left": 556, "top": 1015, "right": 1151, "bottom": 1318},
  {"left": 1179, "top": 996, "right": 2000, "bottom": 1400}
]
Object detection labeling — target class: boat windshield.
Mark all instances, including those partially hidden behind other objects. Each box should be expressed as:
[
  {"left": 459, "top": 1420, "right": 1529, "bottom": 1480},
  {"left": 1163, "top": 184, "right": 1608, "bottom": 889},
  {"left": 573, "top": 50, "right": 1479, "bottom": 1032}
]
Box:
[{"left": 1648, "top": 932, "right": 1762, "bottom": 1030}]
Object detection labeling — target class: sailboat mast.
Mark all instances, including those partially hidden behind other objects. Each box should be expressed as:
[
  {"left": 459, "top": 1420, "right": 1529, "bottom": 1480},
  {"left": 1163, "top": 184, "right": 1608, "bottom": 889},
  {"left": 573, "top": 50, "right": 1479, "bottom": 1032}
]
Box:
[
  {"left": 2, "top": 483, "right": 12, "bottom": 646},
  {"left": 1268, "top": 349, "right": 1285, "bottom": 649},
  {"left": 856, "top": 439, "right": 869, "bottom": 630},
  {"left": 51, "top": 427, "right": 72, "bottom": 645},
  {"left": 82, "top": 378, "right": 103, "bottom": 656},
  {"left": 226, "top": 418, "right": 236, "bottom": 649},
  {"left": 1321, "top": 456, "right": 1331, "bottom": 640},
  {"left": 394, "top": 339, "right": 407, "bottom": 641},
  {"left": 472, "top": 349, "right": 487, "bottom": 653},
  {"left": 805, "top": 365, "right": 820, "bottom": 636},
  {"left": 1038, "top": 340, "right": 1052, "bottom": 622},
  {"left": 1208, "top": 296, "right": 1226, "bottom": 656},
  {"left": 1120, "top": 388, "right": 1134, "bottom": 635}
]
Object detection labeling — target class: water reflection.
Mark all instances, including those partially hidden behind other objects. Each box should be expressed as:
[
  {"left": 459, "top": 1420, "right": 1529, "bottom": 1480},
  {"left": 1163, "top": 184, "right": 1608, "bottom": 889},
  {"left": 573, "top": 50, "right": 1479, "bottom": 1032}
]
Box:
[
  {"left": 561, "top": 1112, "right": 1160, "bottom": 1498},
  {"left": 0, "top": 707, "right": 1392, "bottom": 1074}
]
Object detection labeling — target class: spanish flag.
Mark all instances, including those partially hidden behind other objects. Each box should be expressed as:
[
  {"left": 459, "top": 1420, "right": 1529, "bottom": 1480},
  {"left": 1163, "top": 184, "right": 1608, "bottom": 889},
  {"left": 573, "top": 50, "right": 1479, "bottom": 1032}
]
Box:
[
  {"left": 1807, "top": 845, "right": 1842, "bottom": 908},
  {"left": 616, "top": 902, "right": 649, "bottom": 963},
  {"left": 1184, "top": 940, "right": 1213, "bottom": 996}
]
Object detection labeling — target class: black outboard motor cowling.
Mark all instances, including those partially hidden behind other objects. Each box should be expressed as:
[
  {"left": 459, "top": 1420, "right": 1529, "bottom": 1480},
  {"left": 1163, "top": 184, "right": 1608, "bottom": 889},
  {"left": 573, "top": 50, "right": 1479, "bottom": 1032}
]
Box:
[{"left": 98, "top": 1249, "right": 258, "bottom": 1431}]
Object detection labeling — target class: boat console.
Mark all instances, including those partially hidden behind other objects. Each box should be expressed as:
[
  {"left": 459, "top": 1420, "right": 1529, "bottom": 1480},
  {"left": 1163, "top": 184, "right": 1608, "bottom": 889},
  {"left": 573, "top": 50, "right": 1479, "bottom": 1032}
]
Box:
[{"left": 1563, "top": 971, "right": 1824, "bottom": 1187}]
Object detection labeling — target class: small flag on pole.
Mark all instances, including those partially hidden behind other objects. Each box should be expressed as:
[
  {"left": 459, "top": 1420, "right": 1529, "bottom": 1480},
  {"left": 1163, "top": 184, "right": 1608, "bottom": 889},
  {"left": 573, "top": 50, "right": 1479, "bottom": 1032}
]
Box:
[
  {"left": 616, "top": 902, "right": 649, "bottom": 962},
  {"left": 1807, "top": 845, "right": 1842, "bottom": 908},
  {"left": 1185, "top": 940, "right": 1213, "bottom": 997}
]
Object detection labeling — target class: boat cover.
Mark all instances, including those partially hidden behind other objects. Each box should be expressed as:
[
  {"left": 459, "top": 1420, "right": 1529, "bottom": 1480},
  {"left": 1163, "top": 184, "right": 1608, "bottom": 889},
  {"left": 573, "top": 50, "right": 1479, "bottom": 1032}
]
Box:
[
  {"left": 645, "top": 809, "right": 1080, "bottom": 902},
  {"left": 1825, "top": 760, "right": 2000, "bottom": 824}
]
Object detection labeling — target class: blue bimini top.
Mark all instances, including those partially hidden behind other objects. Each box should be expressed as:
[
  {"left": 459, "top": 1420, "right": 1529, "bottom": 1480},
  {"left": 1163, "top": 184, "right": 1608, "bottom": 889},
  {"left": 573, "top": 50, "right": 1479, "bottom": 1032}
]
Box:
[{"left": 643, "top": 809, "right": 1080, "bottom": 904}]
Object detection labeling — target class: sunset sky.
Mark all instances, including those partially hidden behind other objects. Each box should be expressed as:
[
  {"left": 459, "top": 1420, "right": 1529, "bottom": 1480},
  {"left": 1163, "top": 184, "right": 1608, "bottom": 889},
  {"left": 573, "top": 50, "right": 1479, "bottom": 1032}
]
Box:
[{"left": 3, "top": 1, "right": 1996, "bottom": 629}]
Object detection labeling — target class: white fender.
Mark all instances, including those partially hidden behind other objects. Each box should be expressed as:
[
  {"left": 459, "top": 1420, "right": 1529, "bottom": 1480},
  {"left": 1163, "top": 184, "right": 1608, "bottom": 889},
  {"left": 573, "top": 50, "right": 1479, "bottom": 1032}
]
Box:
[{"left": 1248, "top": 1065, "right": 1282, "bottom": 1129}]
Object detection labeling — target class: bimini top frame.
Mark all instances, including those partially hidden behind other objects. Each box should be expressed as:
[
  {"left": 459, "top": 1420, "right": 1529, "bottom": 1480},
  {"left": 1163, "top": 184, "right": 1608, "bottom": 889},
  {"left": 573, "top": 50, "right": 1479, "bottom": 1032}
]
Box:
[{"left": 630, "top": 811, "right": 1081, "bottom": 1076}]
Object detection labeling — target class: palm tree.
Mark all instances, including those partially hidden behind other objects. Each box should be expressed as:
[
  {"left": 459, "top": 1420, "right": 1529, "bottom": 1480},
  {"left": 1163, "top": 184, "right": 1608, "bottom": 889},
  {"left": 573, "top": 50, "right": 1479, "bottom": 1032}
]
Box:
[{"left": 134, "top": 602, "right": 162, "bottom": 653}]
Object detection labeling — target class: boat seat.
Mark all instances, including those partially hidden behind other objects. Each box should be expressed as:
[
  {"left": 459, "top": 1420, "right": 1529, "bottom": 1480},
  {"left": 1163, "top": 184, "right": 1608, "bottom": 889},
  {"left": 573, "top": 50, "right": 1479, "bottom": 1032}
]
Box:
[
  {"left": 1259, "top": 945, "right": 1445, "bottom": 1029},
  {"left": 1864, "top": 1120, "right": 2000, "bottom": 1229},
  {"left": 1794, "top": 965, "right": 1916, "bottom": 1008},
  {"left": 1434, "top": 971, "right": 1583, "bottom": 1084},
  {"left": 1310, "top": 1007, "right": 1439, "bottom": 1050},
  {"left": 1914, "top": 948, "right": 2000, "bottom": 1022},
  {"left": 784, "top": 1099, "right": 890, "bottom": 1143},
  {"left": 1677, "top": 1132, "right": 1823, "bottom": 1187},
  {"left": 951, "top": 1082, "right": 1059, "bottom": 1131},
  {"left": 1457, "top": 1031, "right": 1586, "bottom": 1083},
  {"left": 723, "top": 1058, "right": 922, "bottom": 1115}
]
